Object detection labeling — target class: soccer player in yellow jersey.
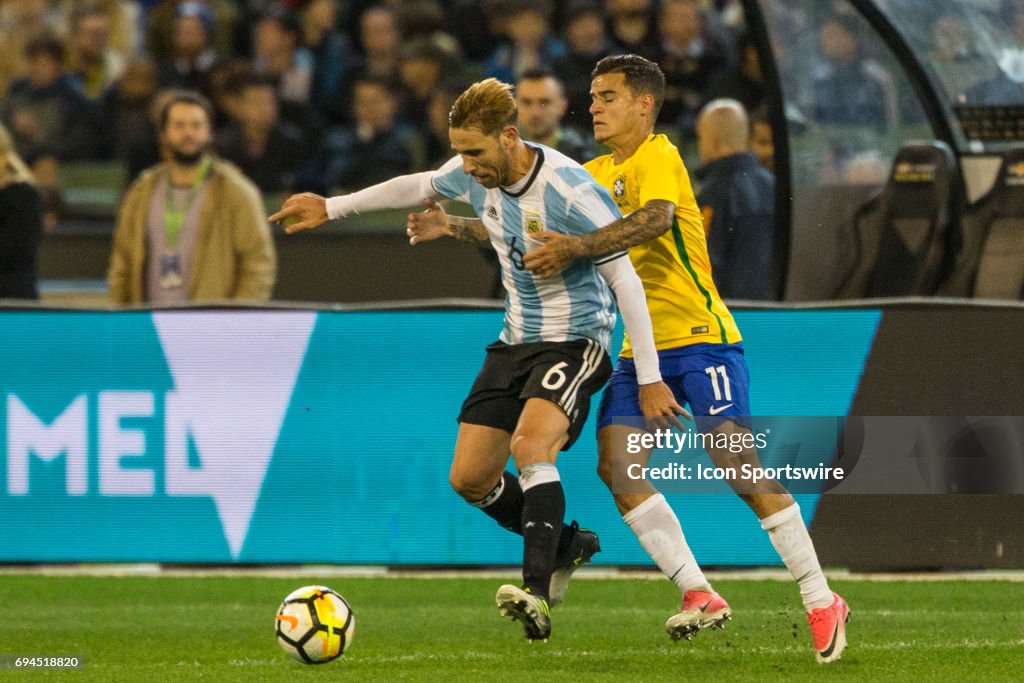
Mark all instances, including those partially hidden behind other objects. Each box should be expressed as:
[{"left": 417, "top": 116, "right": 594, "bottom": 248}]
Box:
[{"left": 524, "top": 55, "right": 850, "bottom": 663}]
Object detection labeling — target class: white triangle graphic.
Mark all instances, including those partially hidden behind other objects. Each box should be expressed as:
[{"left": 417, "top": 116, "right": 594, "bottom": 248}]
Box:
[{"left": 154, "top": 311, "right": 317, "bottom": 559}]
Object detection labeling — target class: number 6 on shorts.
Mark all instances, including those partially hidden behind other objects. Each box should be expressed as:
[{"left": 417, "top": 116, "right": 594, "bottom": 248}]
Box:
[{"left": 541, "top": 361, "right": 569, "bottom": 390}]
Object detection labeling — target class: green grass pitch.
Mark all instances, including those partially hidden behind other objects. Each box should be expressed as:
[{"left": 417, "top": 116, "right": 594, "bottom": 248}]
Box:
[{"left": 0, "top": 574, "right": 1021, "bottom": 681}]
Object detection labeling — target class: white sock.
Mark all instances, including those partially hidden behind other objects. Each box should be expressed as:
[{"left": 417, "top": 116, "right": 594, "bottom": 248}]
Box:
[
  {"left": 761, "top": 503, "right": 833, "bottom": 611},
  {"left": 623, "top": 494, "right": 711, "bottom": 594}
]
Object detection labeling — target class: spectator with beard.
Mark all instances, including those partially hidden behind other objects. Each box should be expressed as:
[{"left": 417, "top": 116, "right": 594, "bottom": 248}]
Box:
[{"left": 108, "top": 90, "right": 275, "bottom": 303}]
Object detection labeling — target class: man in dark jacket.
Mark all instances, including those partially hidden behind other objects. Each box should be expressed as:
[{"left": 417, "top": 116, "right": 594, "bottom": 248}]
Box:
[{"left": 694, "top": 98, "right": 776, "bottom": 300}]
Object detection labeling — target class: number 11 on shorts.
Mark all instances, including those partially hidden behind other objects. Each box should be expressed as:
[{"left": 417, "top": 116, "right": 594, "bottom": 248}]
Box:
[{"left": 705, "top": 365, "right": 732, "bottom": 402}]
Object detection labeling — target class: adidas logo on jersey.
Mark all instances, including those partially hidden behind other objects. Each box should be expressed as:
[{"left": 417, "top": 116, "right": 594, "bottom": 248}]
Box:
[{"left": 487, "top": 206, "right": 499, "bottom": 220}]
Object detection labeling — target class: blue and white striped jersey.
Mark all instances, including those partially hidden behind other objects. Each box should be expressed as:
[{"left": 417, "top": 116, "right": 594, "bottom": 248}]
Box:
[{"left": 431, "top": 145, "right": 624, "bottom": 351}]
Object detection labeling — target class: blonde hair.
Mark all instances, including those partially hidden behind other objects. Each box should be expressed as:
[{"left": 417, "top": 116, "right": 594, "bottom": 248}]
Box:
[
  {"left": 449, "top": 78, "right": 517, "bottom": 137},
  {"left": 0, "top": 124, "right": 35, "bottom": 185}
]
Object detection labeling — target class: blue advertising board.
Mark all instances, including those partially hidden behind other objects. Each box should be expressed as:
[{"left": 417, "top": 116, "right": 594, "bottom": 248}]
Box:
[{"left": 0, "top": 308, "right": 879, "bottom": 564}]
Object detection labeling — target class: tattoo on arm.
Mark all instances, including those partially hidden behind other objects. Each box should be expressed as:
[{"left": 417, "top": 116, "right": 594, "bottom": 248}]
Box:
[
  {"left": 578, "top": 200, "right": 676, "bottom": 258},
  {"left": 449, "top": 216, "right": 489, "bottom": 245}
]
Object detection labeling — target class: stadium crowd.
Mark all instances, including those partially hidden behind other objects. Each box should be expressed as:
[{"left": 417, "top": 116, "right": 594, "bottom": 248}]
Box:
[{"left": 0, "top": 0, "right": 760, "bottom": 200}]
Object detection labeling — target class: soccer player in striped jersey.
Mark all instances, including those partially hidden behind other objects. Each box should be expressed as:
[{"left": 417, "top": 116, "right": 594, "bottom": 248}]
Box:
[
  {"left": 270, "top": 78, "right": 683, "bottom": 643},
  {"left": 521, "top": 55, "right": 850, "bottom": 663}
]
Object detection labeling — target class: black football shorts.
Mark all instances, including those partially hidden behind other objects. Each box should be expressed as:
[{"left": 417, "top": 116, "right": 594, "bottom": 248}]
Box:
[{"left": 458, "top": 338, "right": 612, "bottom": 450}]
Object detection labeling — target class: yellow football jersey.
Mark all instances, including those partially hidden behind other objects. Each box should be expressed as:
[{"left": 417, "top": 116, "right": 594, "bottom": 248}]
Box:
[{"left": 584, "top": 134, "right": 741, "bottom": 355}]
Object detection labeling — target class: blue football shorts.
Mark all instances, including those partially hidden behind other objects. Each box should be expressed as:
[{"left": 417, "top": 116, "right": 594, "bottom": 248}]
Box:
[{"left": 597, "top": 342, "right": 751, "bottom": 433}]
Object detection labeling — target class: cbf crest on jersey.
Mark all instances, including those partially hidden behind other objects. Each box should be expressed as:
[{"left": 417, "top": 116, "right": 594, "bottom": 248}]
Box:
[
  {"left": 524, "top": 207, "right": 544, "bottom": 234},
  {"left": 613, "top": 175, "right": 626, "bottom": 199}
]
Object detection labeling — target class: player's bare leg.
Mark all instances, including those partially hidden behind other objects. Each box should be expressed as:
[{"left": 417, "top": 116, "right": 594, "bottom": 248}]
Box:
[
  {"left": 452, "top": 422, "right": 598, "bottom": 608},
  {"left": 495, "top": 398, "right": 572, "bottom": 642},
  {"left": 597, "top": 425, "right": 729, "bottom": 641},
  {"left": 706, "top": 420, "right": 850, "bottom": 662},
  {"left": 449, "top": 423, "right": 513, "bottom": 503}
]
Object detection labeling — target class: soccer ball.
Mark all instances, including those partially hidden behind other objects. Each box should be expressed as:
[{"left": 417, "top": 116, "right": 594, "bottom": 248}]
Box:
[{"left": 275, "top": 585, "right": 355, "bottom": 664}]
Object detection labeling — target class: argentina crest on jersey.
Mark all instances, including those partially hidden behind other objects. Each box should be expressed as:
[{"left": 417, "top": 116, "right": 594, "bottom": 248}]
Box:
[{"left": 523, "top": 206, "right": 544, "bottom": 235}]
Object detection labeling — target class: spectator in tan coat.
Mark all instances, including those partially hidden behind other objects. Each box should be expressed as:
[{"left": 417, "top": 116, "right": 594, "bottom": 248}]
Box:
[{"left": 108, "top": 90, "right": 276, "bottom": 304}]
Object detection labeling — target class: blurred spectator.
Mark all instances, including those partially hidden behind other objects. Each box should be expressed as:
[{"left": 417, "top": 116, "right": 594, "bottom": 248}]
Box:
[
  {"left": 348, "top": 5, "right": 401, "bottom": 82},
  {"left": 484, "top": 0, "right": 566, "bottom": 84},
  {"left": 101, "top": 57, "right": 159, "bottom": 160},
  {"left": 928, "top": 12, "right": 976, "bottom": 65},
  {"left": 156, "top": 1, "right": 218, "bottom": 95},
  {"left": 206, "top": 58, "right": 252, "bottom": 128},
  {"left": 701, "top": 0, "right": 744, "bottom": 50},
  {"left": 216, "top": 76, "right": 308, "bottom": 194},
  {"left": 515, "top": 68, "right": 595, "bottom": 162},
  {"left": 694, "top": 99, "right": 776, "bottom": 300},
  {"left": 605, "top": 0, "right": 658, "bottom": 59},
  {"left": 397, "top": 35, "right": 464, "bottom": 128},
  {"left": 655, "top": 0, "right": 729, "bottom": 132},
  {"left": 108, "top": 91, "right": 275, "bottom": 304},
  {"left": 394, "top": 0, "right": 446, "bottom": 40},
  {"left": 0, "top": 0, "right": 60, "bottom": 98},
  {"left": 997, "top": 0, "right": 1024, "bottom": 82},
  {"left": 124, "top": 88, "right": 179, "bottom": 184},
  {"left": 702, "top": 31, "right": 765, "bottom": 116},
  {"left": 323, "top": 75, "right": 422, "bottom": 191},
  {"left": 965, "top": 1, "right": 1024, "bottom": 104},
  {"left": 59, "top": 0, "right": 140, "bottom": 57},
  {"left": 146, "top": 0, "right": 239, "bottom": 65},
  {"left": 552, "top": 0, "right": 616, "bottom": 131},
  {"left": 424, "top": 79, "right": 464, "bottom": 168},
  {"left": 67, "top": 3, "right": 126, "bottom": 101},
  {"left": 253, "top": 10, "right": 314, "bottom": 110},
  {"left": 0, "top": 123, "right": 43, "bottom": 300},
  {"left": 1, "top": 34, "right": 96, "bottom": 161},
  {"left": 810, "top": 13, "right": 896, "bottom": 132},
  {"left": 339, "top": 4, "right": 402, "bottom": 123},
  {"left": 300, "top": 0, "right": 350, "bottom": 117},
  {"left": 748, "top": 104, "right": 774, "bottom": 172},
  {"left": 447, "top": 0, "right": 500, "bottom": 61}
]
